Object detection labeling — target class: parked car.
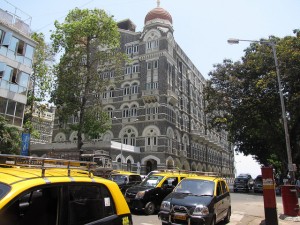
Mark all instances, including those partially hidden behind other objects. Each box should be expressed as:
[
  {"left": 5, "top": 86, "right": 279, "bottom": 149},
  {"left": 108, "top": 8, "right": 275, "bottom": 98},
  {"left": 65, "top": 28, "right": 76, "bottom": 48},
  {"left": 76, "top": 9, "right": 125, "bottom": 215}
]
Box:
[
  {"left": 158, "top": 175, "right": 231, "bottom": 225},
  {"left": 253, "top": 175, "right": 263, "bottom": 193},
  {"left": 109, "top": 171, "right": 142, "bottom": 194},
  {"left": 0, "top": 154, "right": 132, "bottom": 225},
  {"left": 124, "top": 170, "right": 191, "bottom": 215},
  {"left": 233, "top": 174, "right": 254, "bottom": 192}
]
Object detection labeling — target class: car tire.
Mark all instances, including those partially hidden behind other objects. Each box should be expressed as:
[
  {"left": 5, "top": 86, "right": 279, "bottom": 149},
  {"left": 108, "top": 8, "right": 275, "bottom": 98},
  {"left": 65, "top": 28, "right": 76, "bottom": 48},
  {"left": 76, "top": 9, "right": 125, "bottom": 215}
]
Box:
[
  {"left": 224, "top": 207, "right": 231, "bottom": 223},
  {"left": 144, "top": 201, "right": 155, "bottom": 215}
]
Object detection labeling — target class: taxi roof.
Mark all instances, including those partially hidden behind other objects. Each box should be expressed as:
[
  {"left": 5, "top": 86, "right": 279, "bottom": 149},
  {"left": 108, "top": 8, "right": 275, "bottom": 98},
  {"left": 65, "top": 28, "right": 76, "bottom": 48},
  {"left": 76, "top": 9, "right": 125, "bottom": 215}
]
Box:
[{"left": 0, "top": 154, "right": 109, "bottom": 186}]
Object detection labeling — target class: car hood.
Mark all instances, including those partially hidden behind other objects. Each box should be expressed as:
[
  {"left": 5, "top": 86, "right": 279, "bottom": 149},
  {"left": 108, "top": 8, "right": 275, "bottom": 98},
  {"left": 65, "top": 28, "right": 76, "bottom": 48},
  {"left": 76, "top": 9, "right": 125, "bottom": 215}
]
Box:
[{"left": 164, "top": 192, "right": 214, "bottom": 207}]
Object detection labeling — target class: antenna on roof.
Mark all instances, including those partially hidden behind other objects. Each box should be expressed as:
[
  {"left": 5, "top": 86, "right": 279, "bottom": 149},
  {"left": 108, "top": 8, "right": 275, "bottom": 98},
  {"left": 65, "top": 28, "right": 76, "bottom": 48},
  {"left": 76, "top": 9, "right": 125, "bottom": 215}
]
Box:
[{"left": 157, "top": 0, "right": 160, "bottom": 7}]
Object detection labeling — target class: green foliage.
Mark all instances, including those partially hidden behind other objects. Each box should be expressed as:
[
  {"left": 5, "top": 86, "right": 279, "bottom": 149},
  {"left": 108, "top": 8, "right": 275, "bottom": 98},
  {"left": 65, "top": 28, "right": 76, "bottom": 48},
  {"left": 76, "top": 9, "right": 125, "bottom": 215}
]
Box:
[
  {"left": 0, "top": 116, "right": 21, "bottom": 154},
  {"left": 50, "top": 8, "right": 126, "bottom": 149},
  {"left": 23, "top": 32, "right": 54, "bottom": 138},
  {"left": 205, "top": 33, "right": 300, "bottom": 172}
]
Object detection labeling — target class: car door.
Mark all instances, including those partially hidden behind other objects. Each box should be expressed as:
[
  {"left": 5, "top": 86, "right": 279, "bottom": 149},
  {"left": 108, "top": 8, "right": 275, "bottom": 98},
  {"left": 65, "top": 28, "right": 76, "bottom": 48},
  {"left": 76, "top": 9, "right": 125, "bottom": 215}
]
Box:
[
  {"left": 220, "top": 181, "right": 230, "bottom": 219},
  {"left": 1, "top": 185, "right": 61, "bottom": 225},
  {"left": 66, "top": 183, "right": 118, "bottom": 225},
  {"left": 215, "top": 181, "right": 224, "bottom": 223}
]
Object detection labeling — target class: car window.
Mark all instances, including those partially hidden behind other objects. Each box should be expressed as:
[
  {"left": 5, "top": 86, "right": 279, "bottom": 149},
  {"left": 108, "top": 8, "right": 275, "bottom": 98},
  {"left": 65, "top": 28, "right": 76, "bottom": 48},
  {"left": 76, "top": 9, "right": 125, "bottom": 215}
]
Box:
[
  {"left": 140, "top": 175, "right": 164, "bottom": 187},
  {"left": 221, "top": 181, "right": 228, "bottom": 193},
  {"left": 130, "top": 175, "right": 142, "bottom": 182},
  {"left": 163, "top": 177, "right": 178, "bottom": 187},
  {"left": 0, "top": 182, "right": 11, "bottom": 200},
  {"left": 1, "top": 186, "right": 59, "bottom": 225},
  {"left": 174, "top": 179, "right": 214, "bottom": 196},
  {"left": 110, "top": 174, "right": 127, "bottom": 184},
  {"left": 68, "top": 184, "right": 115, "bottom": 225}
]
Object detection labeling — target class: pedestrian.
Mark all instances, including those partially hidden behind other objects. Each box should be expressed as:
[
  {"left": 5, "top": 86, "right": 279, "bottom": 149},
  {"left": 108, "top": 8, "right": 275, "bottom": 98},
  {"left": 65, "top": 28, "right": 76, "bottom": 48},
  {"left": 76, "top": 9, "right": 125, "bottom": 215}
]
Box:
[{"left": 296, "top": 177, "right": 300, "bottom": 192}]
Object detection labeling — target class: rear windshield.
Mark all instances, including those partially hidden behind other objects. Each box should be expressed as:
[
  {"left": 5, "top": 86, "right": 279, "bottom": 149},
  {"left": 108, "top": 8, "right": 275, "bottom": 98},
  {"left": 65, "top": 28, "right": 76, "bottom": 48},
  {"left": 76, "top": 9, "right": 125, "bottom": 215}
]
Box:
[
  {"left": 109, "top": 174, "right": 127, "bottom": 184},
  {"left": 0, "top": 182, "right": 11, "bottom": 200},
  {"left": 140, "top": 175, "right": 164, "bottom": 187}
]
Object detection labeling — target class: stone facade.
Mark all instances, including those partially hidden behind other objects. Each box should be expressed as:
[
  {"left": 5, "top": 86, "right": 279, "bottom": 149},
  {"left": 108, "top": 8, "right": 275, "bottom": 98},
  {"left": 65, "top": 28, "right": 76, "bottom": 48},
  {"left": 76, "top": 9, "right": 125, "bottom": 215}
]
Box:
[{"left": 31, "top": 4, "right": 235, "bottom": 176}]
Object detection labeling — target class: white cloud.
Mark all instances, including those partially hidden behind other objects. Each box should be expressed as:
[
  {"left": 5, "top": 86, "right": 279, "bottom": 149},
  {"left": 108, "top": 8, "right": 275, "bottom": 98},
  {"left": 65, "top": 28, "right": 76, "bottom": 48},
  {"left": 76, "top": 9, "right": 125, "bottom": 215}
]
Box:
[{"left": 235, "top": 153, "right": 261, "bottom": 179}]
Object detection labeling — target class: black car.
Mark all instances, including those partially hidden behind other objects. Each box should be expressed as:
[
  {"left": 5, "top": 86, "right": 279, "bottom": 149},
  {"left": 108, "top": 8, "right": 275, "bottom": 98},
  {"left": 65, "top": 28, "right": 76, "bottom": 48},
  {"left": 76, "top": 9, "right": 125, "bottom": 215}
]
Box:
[
  {"left": 253, "top": 175, "right": 263, "bottom": 193},
  {"left": 124, "top": 171, "right": 188, "bottom": 215},
  {"left": 109, "top": 171, "right": 142, "bottom": 194},
  {"left": 233, "top": 174, "right": 254, "bottom": 192},
  {"left": 158, "top": 176, "right": 231, "bottom": 225}
]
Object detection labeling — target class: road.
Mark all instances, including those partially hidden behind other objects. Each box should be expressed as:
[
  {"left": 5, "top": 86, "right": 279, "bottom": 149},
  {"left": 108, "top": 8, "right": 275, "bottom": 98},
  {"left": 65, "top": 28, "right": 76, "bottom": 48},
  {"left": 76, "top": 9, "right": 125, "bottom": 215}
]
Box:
[{"left": 132, "top": 192, "right": 289, "bottom": 225}]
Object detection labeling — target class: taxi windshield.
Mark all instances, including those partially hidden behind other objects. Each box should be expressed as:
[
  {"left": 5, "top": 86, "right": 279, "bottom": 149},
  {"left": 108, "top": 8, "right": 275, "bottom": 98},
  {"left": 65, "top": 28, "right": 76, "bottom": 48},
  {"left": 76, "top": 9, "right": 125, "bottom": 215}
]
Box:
[
  {"left": 174, "top": 179, "right": 214, "bottom": 196},
  {"left": 0, "top": 182, "right": 11, "bottom": 200},
  {"left": 140, "top": 175, "right": 164, "bottom": 187}
]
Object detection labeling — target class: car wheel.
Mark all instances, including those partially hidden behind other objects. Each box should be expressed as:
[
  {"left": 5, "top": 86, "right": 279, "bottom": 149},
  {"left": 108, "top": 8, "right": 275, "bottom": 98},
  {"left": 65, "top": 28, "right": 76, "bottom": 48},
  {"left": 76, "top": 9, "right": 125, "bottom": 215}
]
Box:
[
  {"left": 224, "top": 207, "right": 231, "bottom": 223},
  {"left": 144, "top": 201, "right": 155, "bottom": 215}
]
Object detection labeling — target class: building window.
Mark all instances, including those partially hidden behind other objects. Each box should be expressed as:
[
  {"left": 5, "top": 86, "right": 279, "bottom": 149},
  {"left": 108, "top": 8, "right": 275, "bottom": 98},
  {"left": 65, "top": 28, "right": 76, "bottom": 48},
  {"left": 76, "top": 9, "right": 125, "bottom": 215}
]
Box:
[
  {"left": 123, "top": 84, "right": 130, "bottom": 95},
  {"left": 125, "top": 66, "right": 131, "bottom": 75},
  {"left": 147, "top": 62, "right": 152, "bottom": 70},
  {"left": 131, "top": 83, "right": 139, "bottom": 94},
  {"left": 153, "top": 60, "right": 158, "bottom": 69},
  {"left": 132, "top": 64, "right": 140, "bottom": 73}
]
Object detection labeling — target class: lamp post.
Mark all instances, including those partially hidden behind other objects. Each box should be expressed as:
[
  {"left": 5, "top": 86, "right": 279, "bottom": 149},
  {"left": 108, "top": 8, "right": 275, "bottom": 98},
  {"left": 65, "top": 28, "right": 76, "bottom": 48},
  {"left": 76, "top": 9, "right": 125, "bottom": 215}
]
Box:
[
  {"left": 113, "top": 116, "right": 124, "bottom": 170},
  {"left": 228, "top": 38, "right": 294, "bottom": 181}
]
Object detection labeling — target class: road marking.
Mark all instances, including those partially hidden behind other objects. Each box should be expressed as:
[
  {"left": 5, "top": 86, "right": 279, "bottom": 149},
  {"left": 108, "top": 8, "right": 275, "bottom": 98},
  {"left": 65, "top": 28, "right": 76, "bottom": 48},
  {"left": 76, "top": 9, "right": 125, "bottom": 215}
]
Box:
[{"left": 141, "top": 223, "right": 155, "bottom": 225}]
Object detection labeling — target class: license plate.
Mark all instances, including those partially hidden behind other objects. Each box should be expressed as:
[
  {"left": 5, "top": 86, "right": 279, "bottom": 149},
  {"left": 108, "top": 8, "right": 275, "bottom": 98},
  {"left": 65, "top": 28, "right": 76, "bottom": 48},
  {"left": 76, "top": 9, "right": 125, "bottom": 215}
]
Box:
[{"left": 174, "top": 214, "right": 186, "bottom": 220}]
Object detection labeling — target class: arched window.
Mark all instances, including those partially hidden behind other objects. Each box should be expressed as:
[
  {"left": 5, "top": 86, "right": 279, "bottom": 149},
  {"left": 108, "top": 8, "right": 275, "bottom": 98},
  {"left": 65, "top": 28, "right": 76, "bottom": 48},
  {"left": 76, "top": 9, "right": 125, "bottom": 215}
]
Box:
[
  {"left": 131, "top": 104, "right": 137, "bottom": 117},
  {"left": 123, "top": 84, "right": 130, "bottom": 95},
  {"left": 127, "top": 159, "right": 132, "bottom": 171},
  {"left": 122, "top": 106, "right": 130, "bottom": 118},
  {"left": 131, "top": 83, "right": 139, "bottom": 94},
  {"left": 123, "top": 134, "right": 128, "bottom": 144}
]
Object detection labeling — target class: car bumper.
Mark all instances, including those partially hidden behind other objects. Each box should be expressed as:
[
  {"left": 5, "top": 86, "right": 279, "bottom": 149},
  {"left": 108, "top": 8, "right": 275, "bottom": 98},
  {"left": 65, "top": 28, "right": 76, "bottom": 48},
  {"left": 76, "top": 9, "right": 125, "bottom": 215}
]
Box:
[
  {"left": 158, "top": 210, "right": 212, "bottom": 225},
  {"left": 125, "top": 198, "right": 145, "bottom": 211}
]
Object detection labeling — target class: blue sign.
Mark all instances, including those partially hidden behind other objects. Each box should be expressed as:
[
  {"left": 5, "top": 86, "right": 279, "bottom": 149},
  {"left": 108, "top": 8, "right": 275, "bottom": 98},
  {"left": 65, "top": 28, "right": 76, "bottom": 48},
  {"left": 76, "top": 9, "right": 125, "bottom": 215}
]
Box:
[{"left": 21, "top": 133, "right": 30, "bottom": 156}]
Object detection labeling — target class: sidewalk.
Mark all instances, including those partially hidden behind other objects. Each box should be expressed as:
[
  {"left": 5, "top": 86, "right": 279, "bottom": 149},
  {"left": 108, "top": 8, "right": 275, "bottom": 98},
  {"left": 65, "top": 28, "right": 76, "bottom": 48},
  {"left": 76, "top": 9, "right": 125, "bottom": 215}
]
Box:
[{"left": 231, "top": 211, "right": 300, "bottom": 225}]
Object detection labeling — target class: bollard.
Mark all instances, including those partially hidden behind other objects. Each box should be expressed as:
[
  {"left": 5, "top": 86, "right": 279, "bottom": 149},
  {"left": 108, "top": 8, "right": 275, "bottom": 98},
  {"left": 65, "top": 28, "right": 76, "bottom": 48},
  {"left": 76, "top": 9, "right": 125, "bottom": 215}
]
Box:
[
  {"left": 281, "top": 185, "right": 300, "bottom": 216},
  {"left": 261, "top": 167, "right": 278, "bottom": 225}
]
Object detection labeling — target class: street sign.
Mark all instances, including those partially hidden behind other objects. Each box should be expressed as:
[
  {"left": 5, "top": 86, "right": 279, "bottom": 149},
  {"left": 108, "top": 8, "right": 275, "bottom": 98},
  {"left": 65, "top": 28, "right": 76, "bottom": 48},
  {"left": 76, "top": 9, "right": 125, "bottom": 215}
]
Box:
[{"left": 21, "top": 133, "right": 30, "bottom": 156}]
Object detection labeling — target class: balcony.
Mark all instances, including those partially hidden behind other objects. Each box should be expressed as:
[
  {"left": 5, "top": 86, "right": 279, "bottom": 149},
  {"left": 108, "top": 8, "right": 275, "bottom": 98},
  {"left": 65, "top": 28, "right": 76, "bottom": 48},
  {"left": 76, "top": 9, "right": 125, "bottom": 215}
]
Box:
[
  {"left": 0, "top": 5, "right": 32, "bottom": 37},
  {"left": 190, "top": 130, "right": 209, "bottom": 143},
  {"left": 167, "top": 90, "right": 178, "bottom": 105},
  {"left": 142, "top": 89, "right": 159, "bottom": 103}
]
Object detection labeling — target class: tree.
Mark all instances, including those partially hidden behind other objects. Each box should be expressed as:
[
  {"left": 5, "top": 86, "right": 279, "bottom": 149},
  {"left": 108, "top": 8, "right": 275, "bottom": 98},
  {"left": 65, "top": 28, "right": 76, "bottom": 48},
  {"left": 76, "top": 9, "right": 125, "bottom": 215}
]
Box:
[
  {"left": 50, "top": 8, "right": 126, "bottom": 150},
  {"left": 205, "top": 30, "right": 300, "bottom": 174},
  {"left": 23, "top": 32, "right": 54, "bottom": 137},
  {"left": 0, "top": 116, "right": 21, "bottom": 154}
]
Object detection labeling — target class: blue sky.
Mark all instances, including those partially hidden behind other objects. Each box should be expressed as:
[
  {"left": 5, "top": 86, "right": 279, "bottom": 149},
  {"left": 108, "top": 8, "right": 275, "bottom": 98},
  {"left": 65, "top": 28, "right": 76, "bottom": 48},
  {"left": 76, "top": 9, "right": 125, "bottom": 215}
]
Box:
[
  {"left": 3, "top": 0, "right": 299, "bottom": 78},
  {"left": 2, "top": 0, "right": 299, "bottom": 177}
]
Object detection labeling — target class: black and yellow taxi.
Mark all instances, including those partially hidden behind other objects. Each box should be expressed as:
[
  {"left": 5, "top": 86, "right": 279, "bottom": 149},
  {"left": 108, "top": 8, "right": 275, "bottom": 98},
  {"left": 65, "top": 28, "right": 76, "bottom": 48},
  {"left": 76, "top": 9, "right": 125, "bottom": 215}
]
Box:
[
  {"left": 0, "top": 154, "right": 132, "bottom": 225},
  {"left": 158, "top": 174, "right": 231, "bottom": 225},
  {"left": 124, "top": 170, "right": 191, "bottom": 215},
  {"left": 108, "top": 170, "right": 142, "bottom": 194}
]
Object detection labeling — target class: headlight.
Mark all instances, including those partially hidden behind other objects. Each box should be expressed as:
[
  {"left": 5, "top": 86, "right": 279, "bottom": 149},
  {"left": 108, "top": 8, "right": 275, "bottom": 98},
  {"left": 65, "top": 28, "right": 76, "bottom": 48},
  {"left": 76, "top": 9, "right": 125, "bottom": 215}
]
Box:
[
  {"left": 160, "top": 201, "right": 171, "bottom": 211},
  {"left": 193, "top": 205, "right": 209, "bottom": 216},
  {"left": 135, "top": 191, "right": 145, "bottom": 199}
]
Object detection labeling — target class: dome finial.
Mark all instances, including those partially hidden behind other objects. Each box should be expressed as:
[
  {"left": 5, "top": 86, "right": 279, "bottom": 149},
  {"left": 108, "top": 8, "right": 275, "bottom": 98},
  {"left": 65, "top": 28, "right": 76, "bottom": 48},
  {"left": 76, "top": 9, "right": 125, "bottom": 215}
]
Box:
[{"left": 157, "top": 0, "right": 160, "bottom": 7}]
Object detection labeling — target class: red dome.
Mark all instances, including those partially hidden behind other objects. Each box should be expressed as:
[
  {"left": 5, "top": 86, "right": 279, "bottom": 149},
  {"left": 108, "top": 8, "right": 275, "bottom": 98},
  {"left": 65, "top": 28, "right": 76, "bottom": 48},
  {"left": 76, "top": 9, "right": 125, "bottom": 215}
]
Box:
[{"left": 144, "top": 7, "right": 172, "bottom": 24}]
